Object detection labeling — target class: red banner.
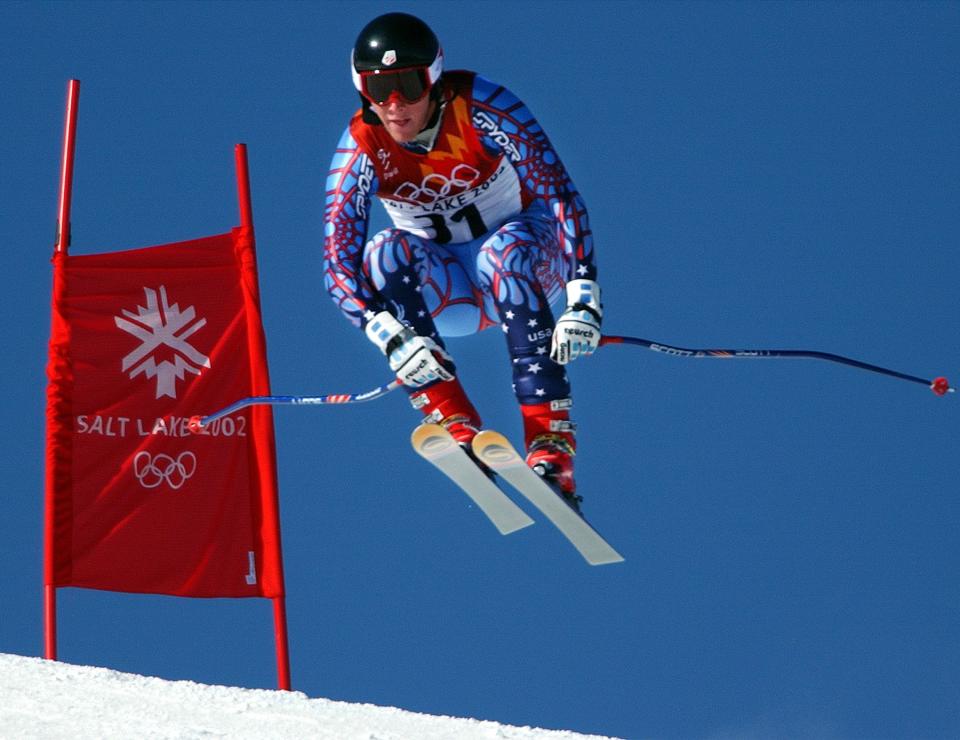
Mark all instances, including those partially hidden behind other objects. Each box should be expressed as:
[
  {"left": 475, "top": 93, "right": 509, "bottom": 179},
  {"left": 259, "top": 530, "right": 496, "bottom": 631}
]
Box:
[{"left": 45, "top": 228, "right": 283, "bottom": 598}]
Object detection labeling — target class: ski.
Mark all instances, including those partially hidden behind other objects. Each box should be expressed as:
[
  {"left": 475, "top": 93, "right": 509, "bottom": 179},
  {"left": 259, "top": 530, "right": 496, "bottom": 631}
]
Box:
[
  {"left": 472, "top": 430, "right": 625, "bottom": 566},
  {"left": 411, "top": 424, "right": 535, "bottom": 535}
]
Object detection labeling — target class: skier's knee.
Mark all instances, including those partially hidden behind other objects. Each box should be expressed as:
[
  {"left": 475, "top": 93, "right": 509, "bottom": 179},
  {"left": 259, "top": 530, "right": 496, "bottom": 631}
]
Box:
[{"left": 362, "top": 228, "right": 418, "bottom": 290}]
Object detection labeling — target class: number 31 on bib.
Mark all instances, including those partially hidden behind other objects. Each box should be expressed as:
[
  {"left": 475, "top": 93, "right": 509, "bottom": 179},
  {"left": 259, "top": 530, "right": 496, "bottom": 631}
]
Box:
[{"left": 382, "top": 160, "right": 524, "bottom": 244}]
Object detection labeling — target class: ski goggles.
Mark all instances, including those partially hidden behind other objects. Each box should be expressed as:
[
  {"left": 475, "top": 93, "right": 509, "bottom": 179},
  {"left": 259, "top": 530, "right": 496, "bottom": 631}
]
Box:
[{"left": 357, "top": 66, "right": 432, "bottom": 105}]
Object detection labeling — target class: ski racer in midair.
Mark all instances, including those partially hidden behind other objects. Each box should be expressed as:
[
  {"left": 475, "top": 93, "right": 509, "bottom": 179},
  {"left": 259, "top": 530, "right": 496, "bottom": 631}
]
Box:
[{"left": 323, "top": 12, "right": 601, "bottom": 511}]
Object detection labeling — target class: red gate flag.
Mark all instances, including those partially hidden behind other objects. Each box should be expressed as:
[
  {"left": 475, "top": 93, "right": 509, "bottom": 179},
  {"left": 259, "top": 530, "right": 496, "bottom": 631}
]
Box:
[{"left": 45, "top": 226, "right": 284, "bottom": 598}]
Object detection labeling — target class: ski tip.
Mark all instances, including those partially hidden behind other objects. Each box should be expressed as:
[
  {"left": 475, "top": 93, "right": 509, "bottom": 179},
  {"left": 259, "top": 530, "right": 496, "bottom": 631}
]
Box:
[
  {"left": 472, "top": 429, "right": 510, "bottom": 445},
  {"left": 411, "top": 423, "right": 458, "bottom": 456},
  {"left": 471, "top": 430, "right": 518, "bottom": 463}
]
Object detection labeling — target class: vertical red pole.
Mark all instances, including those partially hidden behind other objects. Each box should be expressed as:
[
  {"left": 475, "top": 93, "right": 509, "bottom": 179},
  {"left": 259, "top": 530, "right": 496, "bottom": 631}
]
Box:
[
  {"left": 272, "top": 597, "right": 292, "bottom": 691},
  {"left": 234, "top": 143, "right": 292, "bottom": 691},
  {"left": 46, "top": 79, "right": 80, "bottom": 661},
  {"left": 55, "top": 80, "right": 80, "bottom": 255},
  {"left": 43, "top": 588, "right": 57, "bottom": 661},
  {"left": 234, "top": 143, "right": 254, "bottom": 234}
]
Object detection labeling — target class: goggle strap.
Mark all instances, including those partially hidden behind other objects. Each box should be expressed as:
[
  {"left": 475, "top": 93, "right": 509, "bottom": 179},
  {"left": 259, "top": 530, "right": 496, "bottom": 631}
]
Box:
[{"left": 351, "top": 47, "right": 443, "bottom": 93}]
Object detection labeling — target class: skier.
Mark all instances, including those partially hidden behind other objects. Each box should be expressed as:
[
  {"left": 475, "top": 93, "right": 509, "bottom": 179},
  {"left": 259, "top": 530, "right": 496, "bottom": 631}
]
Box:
[{"left": 323, "top": 12, "right": 601, "bottom": 511}]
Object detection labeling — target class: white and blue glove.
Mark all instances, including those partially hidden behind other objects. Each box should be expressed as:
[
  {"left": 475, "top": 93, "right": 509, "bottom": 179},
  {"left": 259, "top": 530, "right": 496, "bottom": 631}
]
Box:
[
  {"left": 550, "top": 279, "right": 603, "bottom": 365},
  {"left": 365, "top": 311, "right": 454, "bottom": 388}
]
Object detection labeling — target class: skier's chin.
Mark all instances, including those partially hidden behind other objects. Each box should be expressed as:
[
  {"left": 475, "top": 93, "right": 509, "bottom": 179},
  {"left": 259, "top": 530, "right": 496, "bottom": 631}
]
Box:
[
  {"left": 371, "top": 96, "right": 432, "bottom": 144},
  {"left": 385, "top": 120, "right": 416, "bottom": 142}
]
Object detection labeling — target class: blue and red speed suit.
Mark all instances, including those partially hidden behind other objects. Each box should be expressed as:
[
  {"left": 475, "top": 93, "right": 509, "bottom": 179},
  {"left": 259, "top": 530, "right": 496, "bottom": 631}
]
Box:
[{"left": 323, "top": 71, "right": 595, "bottom": 407}]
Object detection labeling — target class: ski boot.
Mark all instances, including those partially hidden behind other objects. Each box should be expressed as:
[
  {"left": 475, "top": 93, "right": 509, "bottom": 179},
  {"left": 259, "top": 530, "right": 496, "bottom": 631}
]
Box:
[
  {"left": 410, "top": 377, "right": 482, "bottom": 447},
  {"left": 521, "top": 399, "right": 583, "bottom": 513},
  {"left": 411, "top": 377, "right": 494, "bottom": 478}
]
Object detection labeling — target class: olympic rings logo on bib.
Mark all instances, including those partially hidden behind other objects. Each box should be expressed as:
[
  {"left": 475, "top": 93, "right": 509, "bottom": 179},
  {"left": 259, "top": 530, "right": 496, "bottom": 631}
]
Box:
[
  {"left": 394, "top": 164, "right": 480, "bottom": 203},
  {"left": 382, "top": 160, "right": 523, "bottom": 245}
]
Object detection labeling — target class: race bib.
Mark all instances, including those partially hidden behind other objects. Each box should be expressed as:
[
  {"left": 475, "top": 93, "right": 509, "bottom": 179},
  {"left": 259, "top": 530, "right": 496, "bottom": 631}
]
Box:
[{"left": 380, "top": 159, "right": 523, "bottom": 244}]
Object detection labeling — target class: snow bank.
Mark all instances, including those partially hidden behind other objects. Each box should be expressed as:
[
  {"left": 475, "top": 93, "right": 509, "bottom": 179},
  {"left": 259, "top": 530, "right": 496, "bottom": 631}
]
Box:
[{"left": 0, "top": 654, "right": 618, "bottom": 739}]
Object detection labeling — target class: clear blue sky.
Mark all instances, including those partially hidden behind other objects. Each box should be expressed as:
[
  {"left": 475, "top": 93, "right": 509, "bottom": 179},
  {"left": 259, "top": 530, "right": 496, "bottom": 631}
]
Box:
[{"left": 3, "top": 1, "right": 959, "bottom": 737}]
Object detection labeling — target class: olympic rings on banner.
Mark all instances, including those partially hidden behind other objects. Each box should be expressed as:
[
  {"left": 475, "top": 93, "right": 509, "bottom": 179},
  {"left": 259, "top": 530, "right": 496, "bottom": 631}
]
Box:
[{"left": 133, "top": 450, "right": 197, "bottom": 490}]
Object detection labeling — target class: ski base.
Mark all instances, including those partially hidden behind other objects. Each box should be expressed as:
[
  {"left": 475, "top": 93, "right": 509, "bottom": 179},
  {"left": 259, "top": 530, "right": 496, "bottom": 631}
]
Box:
[
  {"left": 411, "top": 424, "right": 534, "bottom": 536},
  {"left": 472, "top": 430, "right": 625, "bottom": 566}
]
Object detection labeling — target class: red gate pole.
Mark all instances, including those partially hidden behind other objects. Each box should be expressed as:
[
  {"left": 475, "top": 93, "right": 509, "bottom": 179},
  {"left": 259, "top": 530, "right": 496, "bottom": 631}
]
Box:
[
  {"left": 234, "top": 143, "right": 292, "bottom": 691},
  {"left": 55, "top": 80, "right": 80, "bottom": 255},
  {"left": 235, "top": 143, "right": 254, "bottom": 236},
  {"left": 272, "top": 597, "right": 292, "bottom": 691},
  {"left": 46, "top": 79, "right": 81, "bottom": 660}
]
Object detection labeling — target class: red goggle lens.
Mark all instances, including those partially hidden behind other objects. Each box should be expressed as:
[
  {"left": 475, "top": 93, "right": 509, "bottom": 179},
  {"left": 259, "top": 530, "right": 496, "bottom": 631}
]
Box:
[{"left": 361, "top": 68, "right": 430, "bottom": 105}]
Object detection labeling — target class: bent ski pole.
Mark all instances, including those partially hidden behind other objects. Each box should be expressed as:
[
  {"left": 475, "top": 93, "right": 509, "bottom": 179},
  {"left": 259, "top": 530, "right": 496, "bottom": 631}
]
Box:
[
  {"left": 599, "top": 335, "right": 953, "bottom": 396},
  {"left": 188, "top": 378, "right": 403, "bottom": 432}
]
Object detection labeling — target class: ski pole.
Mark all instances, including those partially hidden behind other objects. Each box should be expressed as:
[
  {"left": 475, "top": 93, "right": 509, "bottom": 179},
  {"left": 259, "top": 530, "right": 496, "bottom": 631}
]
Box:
[
  {"left": 188, "top": 378, "right": 403, "bottom": 433},
  {"left": 599, "top": 335, "right": 953, "bottom": 396}
]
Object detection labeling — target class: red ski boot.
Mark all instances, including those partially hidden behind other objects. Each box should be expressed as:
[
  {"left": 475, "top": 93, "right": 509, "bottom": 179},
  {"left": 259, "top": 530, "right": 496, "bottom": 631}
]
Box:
[
  {"left": 409, "top": 378, "right": 482, "bottom": 447},
  {"left": 521, "top": 399, "right": 583, "bottom": 513}
]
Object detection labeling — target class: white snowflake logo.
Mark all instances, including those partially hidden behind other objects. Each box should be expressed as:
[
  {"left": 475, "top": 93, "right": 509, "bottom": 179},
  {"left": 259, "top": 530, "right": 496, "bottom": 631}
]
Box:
[{"left": 114, "top": 286, "right": 211, "bottom": 399}]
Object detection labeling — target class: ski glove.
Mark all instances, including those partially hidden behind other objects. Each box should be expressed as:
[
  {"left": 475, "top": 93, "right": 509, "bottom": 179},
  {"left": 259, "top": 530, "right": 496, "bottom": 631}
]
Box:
[
  {"left": 550, "top": 279, "right": 603, "bottom": 365},
  {"left": 365, "top": 311, "right": 454, "bottom": 388}
]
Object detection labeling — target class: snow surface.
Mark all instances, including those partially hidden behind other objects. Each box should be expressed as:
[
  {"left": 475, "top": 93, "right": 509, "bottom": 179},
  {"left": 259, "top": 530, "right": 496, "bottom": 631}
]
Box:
[{"left": 0, "top": 654, "right": 619, "bottom": 739}]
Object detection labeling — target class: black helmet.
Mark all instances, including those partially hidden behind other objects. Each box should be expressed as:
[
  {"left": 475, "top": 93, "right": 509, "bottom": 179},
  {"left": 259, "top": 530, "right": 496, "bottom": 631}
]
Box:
[
  {"left": 352, "top": 12, "right": 442, "bottom": 74},
  {"left": 351, "top": 12, "right": 443, "bottom": 100}
]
